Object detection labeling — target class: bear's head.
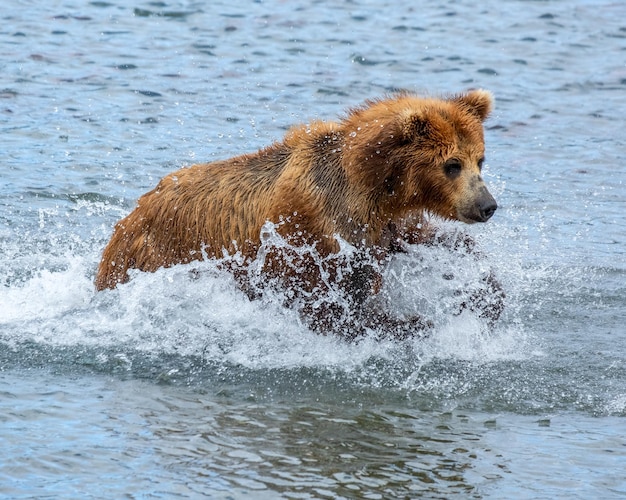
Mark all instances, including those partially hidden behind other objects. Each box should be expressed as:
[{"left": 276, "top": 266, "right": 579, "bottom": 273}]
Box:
[{"left": 344, "top": 89, "right": 497, "bottom": 225}]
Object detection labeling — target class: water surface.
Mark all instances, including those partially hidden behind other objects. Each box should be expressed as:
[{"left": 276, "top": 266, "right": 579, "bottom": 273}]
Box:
[{"left": 1, "top": 0, "right": 625, "bottom": 498}]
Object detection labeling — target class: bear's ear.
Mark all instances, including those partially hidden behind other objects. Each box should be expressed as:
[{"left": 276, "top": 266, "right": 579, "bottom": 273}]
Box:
[
  {"left": 450, "top": 89, "right": 493, "bottom": 122},
  {"left": 399, "top": 110, "right": 432, "bottom": 143}
]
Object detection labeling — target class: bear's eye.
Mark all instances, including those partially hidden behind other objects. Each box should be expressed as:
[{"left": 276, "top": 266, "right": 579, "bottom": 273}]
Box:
[
  {"left": 478, "top": 157, "right": 485, "bottom": 170},
  {"left": 444, "top": 159, "right": 462, "bottom": 179}
]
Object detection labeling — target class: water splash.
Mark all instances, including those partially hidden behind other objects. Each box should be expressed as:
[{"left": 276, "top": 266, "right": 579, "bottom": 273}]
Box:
[{"left": 0, "top": 203, "right": 536, "bottom": 383}]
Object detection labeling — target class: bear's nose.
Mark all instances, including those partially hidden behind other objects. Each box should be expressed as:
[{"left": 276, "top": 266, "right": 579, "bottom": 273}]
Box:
[{"left": 479, "top": 198, "right": 497, "bottom": 222}]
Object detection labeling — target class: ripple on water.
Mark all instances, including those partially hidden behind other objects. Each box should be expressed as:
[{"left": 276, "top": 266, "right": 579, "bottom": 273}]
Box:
[{"left": 1, "top": 0, "right": 626, "bottom": 497}]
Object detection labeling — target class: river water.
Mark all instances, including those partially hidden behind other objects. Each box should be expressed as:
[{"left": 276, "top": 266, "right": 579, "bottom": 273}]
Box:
[{"left": 1, "top": 0, "right": 625, "bottom": 498}]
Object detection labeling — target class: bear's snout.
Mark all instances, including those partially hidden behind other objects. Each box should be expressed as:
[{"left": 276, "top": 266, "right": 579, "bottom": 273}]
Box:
[
  {"left": 458, "top": 185, "right": 498, "bottom": 223},
  {"left": 476, "top": 188, "right": 498, "bottom": 222}
]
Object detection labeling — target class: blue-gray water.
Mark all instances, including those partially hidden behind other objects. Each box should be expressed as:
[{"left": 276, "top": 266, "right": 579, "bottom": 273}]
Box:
[{"left": 1, "top": 0, "right": 625, "bottom": 498}]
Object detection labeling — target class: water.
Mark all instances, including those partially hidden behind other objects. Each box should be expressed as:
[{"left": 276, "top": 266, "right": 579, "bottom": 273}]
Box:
[{"left": 1, "top": 0, "right": 625, "bottom": 497}]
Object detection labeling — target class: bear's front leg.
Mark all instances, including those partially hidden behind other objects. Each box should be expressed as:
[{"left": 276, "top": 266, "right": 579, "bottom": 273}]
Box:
[
  {"left": 456, "top": 269, "right": 505, "bottom": 324},
  {"left": 391, "top": 219, "right": 505, "bottom": 325},
  {"left": 360, "top": 309, "right": 434, "bottom": 341},
  {"left": 301, "top": 253, "right": 381, "bottom": 340}
]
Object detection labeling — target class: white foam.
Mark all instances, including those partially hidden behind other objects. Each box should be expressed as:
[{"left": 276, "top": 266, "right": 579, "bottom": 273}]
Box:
[
  {"left": 0, "top": 256, "right": 93, "bottom": 323},
  {"left": 604, "top": 394, "right": 626, "bottom": 416},
  {"left": 0, "top": 224, "right": 537, "bottom": 373}
]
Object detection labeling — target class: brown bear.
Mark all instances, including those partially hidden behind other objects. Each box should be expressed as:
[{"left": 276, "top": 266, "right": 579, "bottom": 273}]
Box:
[{"left": 95, "top": 90, "right": 501, "bottom": 339}]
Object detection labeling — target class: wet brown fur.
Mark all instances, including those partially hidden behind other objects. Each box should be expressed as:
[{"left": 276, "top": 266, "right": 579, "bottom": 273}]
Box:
[{"left": 95, "top": 90, "right": 496, "bottom": 335}]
